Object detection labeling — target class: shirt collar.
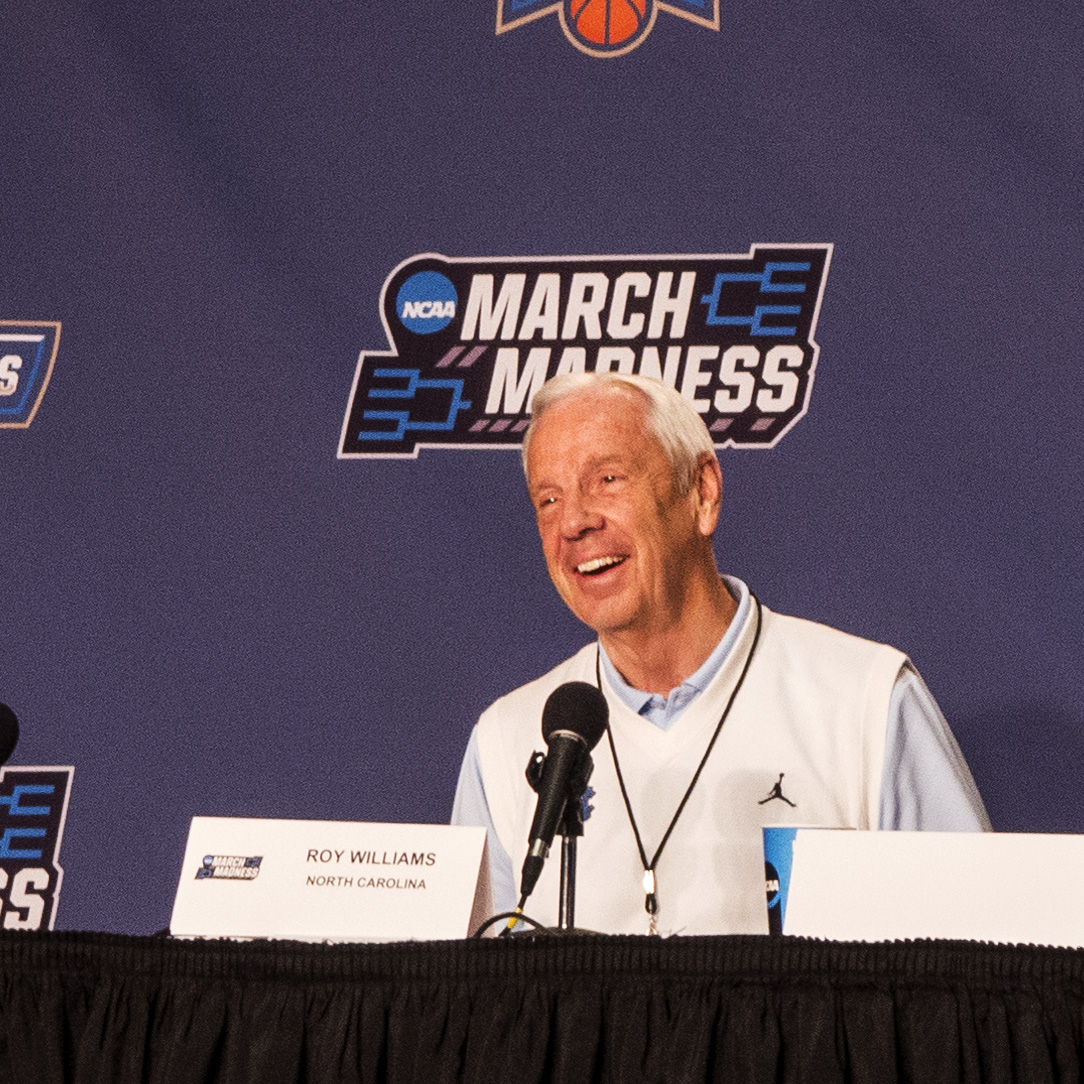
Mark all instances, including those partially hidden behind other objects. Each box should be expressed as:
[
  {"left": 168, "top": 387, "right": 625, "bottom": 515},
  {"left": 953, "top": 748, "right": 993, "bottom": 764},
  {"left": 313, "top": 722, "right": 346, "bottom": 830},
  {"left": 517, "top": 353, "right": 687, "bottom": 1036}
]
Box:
[{"left": 597, "top": 576, "right": 751, "bottom": 729}]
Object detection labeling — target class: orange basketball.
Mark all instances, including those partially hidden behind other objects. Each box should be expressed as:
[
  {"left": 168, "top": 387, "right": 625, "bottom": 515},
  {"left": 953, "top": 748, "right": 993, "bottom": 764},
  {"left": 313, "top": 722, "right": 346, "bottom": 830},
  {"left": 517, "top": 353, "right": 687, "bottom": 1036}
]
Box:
[{"left": 569, "top": 0, "right": 648, "bottom": 48}]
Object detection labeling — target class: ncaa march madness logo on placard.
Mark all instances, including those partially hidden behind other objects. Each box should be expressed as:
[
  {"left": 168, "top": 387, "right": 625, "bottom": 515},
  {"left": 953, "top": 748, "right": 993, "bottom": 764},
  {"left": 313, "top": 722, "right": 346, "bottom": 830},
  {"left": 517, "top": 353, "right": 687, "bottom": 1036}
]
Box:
[
  {"left": 0, "top": 321, "right": 61, "bottom": 429},
  {"left": 339, "top": 246, "right": 831, "bottom": 460},
  {"left": 497, "top": 0, "right": 719, "bottom": 57}
]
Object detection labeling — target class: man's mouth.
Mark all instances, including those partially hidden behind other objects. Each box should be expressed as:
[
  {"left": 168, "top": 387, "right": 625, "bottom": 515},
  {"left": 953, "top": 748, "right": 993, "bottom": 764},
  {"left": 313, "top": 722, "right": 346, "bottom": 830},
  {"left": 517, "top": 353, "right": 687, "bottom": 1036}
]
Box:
[{"left": 575, "top": 555, "right": 628, "bottom": 576}]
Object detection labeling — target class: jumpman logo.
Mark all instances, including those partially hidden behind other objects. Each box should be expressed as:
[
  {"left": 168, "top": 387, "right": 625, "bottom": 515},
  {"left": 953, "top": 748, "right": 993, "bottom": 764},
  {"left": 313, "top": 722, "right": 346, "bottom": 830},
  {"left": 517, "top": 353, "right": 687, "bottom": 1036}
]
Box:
[{"left": 758, "top": 773, "right": 796, "bottom": 807}]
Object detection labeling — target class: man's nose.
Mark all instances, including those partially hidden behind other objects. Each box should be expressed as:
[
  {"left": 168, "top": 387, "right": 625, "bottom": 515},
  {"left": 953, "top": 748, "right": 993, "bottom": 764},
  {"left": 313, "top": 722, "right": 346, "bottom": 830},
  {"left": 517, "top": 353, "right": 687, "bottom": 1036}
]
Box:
[{"left": 560, "top": 493, "right": 604, "bottom": 539}]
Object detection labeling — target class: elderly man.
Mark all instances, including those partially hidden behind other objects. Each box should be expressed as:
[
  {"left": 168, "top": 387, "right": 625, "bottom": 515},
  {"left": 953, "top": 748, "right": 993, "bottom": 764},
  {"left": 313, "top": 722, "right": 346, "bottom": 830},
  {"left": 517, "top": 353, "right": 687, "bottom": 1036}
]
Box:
[{"left": 453, "top": 372, "right": 989, "bottom": 935}]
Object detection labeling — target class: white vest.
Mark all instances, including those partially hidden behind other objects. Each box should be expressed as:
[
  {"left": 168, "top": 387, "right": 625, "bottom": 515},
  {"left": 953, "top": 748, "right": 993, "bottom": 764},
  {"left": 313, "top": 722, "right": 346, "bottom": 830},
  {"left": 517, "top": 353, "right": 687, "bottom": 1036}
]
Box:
[{"left": 474, "top": 601, "right": 905, "bottom": 935}]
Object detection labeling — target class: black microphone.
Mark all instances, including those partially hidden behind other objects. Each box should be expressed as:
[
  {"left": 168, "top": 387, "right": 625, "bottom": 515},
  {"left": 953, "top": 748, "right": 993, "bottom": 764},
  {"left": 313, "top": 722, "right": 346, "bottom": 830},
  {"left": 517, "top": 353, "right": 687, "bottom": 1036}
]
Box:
[
  {"left": 519, "top": 682, "right": 608, "bottom": 901},
  {"left": 0, "top": 704, "right": 20, "bottom": 766}
]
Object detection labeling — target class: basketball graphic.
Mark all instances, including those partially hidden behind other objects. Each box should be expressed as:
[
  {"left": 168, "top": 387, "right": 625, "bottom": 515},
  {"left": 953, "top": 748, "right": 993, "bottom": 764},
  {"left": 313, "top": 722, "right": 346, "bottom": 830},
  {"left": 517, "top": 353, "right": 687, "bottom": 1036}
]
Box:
[
  {"left": 563, "top": 0, "right": 653, "bottom": 54},
  {"left": 497, "top": 0, "right": 719, "bottom": 58}
]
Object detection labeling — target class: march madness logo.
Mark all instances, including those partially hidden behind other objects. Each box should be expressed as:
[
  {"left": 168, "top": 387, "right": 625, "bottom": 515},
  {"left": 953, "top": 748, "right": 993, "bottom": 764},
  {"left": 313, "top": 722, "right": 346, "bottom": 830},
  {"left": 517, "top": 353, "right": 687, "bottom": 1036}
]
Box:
[
  {"left": 0, "top": 766, "right": 74, "bottom": 930},
  {"left": 0, "top": 321, "right": 61, "bottom": 429},
  {"left": 339, "top": 245, "right": 831, "bottom": 459},
  {"left": 195, "top": 854, "right": 262, "bottom": 881},
  {"left": 497, "top": 0, "right": 719, "bottom": 57}
]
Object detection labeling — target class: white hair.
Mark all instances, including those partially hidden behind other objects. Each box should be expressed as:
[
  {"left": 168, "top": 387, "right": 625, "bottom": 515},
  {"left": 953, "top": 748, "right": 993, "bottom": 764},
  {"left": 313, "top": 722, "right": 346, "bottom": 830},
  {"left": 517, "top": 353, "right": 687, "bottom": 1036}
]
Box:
[{"left": 521, "top": 372, "right": 717, "bottom": 492}]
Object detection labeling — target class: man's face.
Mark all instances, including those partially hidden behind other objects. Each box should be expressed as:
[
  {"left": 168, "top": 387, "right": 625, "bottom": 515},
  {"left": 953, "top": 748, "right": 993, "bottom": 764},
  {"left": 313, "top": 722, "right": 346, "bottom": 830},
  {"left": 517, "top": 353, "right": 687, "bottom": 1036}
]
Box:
[{"left": 526, "top": 387, "right": 713, "bottom": 639}]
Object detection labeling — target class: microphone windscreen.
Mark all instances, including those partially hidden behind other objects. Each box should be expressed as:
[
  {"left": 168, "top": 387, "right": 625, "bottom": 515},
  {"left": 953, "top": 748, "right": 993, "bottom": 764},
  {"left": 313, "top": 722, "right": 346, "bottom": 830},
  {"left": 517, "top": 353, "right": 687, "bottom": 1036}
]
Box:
[
  {"left": 0, "top": 704, "right": 19, "bottom": 766},
  {"left": 541, "top": 682, "right": 608, "bottom": 750}
]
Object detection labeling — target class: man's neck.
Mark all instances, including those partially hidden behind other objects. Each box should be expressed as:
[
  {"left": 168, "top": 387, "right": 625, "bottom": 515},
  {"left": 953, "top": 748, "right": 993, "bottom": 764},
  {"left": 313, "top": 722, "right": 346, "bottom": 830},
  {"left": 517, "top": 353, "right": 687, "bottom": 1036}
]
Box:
[{"left": 599, "top": 575, "right": 737, "bottom": 696}]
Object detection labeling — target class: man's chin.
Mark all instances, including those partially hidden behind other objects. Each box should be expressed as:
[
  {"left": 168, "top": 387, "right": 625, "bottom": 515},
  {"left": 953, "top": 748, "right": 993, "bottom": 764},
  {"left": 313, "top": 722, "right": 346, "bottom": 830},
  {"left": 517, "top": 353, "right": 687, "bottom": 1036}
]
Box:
[
  {"left": 551, "top": 572, "right": 637, "bottom": 632},
  {"left": 565, "top": 597, "right": 637, "bottom": 639}
]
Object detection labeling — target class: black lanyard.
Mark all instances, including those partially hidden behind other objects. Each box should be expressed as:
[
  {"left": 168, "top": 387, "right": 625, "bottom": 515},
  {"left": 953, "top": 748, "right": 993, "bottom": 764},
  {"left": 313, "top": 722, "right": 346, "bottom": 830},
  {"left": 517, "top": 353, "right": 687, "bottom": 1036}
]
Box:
[{"left": 595, "top": 594, "right": 762, "bottom": 932}]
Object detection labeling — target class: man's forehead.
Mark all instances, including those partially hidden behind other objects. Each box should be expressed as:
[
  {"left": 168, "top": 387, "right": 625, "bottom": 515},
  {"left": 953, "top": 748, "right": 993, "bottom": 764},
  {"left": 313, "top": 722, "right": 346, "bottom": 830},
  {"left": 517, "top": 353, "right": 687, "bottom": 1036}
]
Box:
[{"left": 526, "top": 388, "right": 661, "bottom": 485}]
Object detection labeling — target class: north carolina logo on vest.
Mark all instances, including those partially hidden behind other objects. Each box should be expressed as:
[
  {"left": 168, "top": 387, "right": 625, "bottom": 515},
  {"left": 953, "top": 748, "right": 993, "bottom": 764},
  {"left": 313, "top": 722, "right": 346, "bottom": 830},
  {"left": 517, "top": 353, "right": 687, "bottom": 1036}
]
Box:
[
  {"left": 338, "top": 245, "right": 832, "bottom": 460},
  {"left": 497, "top": 0, "right": 719, "bottom": 58}
]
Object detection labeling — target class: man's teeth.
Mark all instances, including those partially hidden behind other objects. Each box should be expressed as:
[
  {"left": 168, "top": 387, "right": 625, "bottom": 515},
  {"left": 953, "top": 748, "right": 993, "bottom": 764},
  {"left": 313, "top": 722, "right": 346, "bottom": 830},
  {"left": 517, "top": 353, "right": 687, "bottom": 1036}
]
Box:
[{"left": 577, "top": 556, "right": 626, "bottom": 575}]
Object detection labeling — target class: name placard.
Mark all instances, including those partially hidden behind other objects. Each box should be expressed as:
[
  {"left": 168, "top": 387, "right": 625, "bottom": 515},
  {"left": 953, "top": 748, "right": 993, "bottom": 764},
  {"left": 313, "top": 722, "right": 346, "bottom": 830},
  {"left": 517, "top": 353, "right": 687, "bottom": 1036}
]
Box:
[
  {"left": 770, "top": 830, "right": 1084, "bottom": 947},
  {"left": 170, "top": 816, "right": 489, "bottom": 942}
]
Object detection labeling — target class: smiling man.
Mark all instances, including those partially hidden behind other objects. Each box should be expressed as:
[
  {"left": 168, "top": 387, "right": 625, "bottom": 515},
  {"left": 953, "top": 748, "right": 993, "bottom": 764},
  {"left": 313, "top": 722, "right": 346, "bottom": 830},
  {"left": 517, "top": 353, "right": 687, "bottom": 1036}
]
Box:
[{"left": 452, "top": 372, "right": 989, "bottom": 935}]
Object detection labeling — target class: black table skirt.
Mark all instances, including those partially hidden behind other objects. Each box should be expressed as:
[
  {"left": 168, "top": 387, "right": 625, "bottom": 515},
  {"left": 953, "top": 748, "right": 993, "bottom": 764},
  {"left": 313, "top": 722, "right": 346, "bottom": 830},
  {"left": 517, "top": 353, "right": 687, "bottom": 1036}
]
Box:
[{"left": 1, "top": 930, "right": 1083, "bottom": 1083}]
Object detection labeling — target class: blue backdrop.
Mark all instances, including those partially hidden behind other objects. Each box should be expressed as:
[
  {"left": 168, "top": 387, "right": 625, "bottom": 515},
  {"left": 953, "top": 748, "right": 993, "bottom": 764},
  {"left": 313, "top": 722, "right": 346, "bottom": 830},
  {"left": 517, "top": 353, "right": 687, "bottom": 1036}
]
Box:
[{"left": 3, "top": 0, "right": 1082, "bottom": 934}]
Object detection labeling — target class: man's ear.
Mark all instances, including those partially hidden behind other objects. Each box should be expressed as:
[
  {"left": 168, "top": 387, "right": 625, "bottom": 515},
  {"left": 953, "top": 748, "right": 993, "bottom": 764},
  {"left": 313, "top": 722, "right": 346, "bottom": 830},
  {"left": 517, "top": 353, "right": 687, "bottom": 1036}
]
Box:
[{"left": 693, "top": 453, "right": 723, "bottom": 537}]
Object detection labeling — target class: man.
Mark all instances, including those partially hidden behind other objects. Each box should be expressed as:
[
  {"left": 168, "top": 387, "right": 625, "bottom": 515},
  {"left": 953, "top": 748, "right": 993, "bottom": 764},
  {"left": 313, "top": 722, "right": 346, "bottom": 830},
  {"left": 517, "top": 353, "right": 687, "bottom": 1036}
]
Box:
[{"left": 453, "top": 372, "right": 989, "bottom": 935}]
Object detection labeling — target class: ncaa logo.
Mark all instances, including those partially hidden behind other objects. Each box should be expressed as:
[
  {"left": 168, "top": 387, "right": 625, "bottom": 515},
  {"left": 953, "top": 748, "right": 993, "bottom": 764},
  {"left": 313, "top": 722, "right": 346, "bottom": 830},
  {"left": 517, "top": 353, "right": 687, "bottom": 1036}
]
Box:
[
  {"left": 397, "top": 272, "right": 458, "bottom": 334},
  {"left": 497, "top": 0, "right": 719, "bottom": 57},
  {"left": 0, "top": 321, "right": 61, "bottom": 429}
]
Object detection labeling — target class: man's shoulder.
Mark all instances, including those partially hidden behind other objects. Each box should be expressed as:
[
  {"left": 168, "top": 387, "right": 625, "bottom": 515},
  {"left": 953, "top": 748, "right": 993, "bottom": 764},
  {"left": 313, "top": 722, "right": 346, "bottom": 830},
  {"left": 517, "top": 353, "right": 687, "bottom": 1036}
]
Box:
[
  {"left": 476, "top": 643, "right": 599, "bottom": 733},
  {"left": 760, "top": 602, "right": 908, "bottom": 671}
]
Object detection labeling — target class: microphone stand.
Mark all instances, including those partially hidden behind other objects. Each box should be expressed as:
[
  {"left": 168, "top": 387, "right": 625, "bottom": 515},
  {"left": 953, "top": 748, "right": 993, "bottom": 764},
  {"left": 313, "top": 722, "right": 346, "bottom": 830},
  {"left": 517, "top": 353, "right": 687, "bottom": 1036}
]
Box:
[
  {"left": 520, "top": 745, "right": 597, "bottom": 936},
  {"left": 557, "top": 799, "right": 583, "bottom": 931}
]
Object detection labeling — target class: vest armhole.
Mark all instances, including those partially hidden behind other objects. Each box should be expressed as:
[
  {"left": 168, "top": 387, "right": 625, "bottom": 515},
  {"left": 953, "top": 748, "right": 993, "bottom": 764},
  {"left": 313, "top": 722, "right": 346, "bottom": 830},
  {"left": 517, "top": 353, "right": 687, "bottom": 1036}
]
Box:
[{"left": 860, "top": 648, "right": 909, "bottom": 829}]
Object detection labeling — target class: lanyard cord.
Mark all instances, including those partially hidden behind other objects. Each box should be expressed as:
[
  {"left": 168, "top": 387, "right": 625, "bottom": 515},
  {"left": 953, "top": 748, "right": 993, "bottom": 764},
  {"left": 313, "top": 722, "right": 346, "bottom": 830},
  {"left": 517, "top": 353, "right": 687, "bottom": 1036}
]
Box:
[{"left": 595, "top": 594, "right": 763, "bottom": 929}]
